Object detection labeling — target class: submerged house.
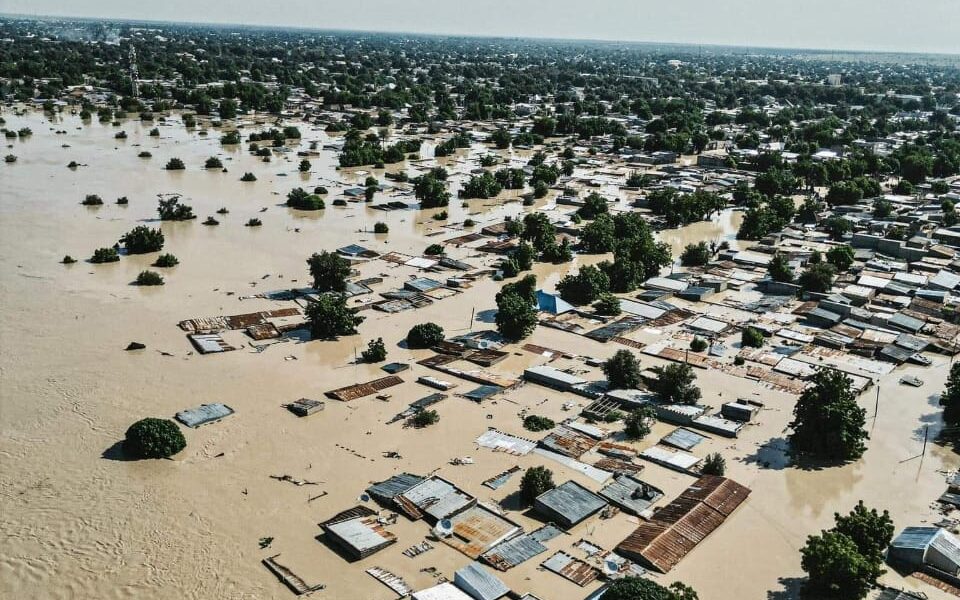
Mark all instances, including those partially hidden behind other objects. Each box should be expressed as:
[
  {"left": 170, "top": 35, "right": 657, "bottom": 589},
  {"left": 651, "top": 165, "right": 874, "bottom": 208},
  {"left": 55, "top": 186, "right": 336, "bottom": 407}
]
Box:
[
  {"left": 888, "top": 527, "right": 960, "bottom": 586},
  {"left": 320, "top": 506, "right": 397, "bottom": 560},
  {"left": 533, "top": 481, "right": 607, "bottom": 529}
]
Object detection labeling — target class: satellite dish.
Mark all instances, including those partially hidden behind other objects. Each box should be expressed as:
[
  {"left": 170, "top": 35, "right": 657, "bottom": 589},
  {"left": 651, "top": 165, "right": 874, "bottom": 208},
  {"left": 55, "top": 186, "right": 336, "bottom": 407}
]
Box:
[
  {"left": 604, "top": 560, "right": 619, "bottom": 574},
  {"left": 432, "top": 519, "right": 453, "bottom": 538},
  {"left": 358, "top": 493, "right": 370, "bottom": 502}
]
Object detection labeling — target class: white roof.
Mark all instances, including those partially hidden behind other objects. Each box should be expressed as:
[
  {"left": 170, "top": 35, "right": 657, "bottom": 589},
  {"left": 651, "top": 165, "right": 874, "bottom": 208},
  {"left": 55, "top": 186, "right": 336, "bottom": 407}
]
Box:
[
  {"left": 640, "top": 446, "right": 701, "bottom": 470},
  {"left": 413, "top": 583, "right": 474, "bottom": 600}
]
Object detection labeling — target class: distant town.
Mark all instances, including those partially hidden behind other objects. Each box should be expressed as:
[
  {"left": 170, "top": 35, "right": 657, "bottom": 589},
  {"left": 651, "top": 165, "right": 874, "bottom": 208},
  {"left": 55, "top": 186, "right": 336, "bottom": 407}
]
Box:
[{"left": 2, "top": 15, "right": 960, "bottom": 600}]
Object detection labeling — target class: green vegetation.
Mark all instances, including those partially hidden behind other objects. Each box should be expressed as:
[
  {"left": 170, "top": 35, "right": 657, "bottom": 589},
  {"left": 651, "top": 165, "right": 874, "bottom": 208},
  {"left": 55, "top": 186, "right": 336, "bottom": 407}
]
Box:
[
  {"left": 121, "top": 226, "right": 164, "bottom": 254},
  {"left": 602, "top": 577, "right": 699, "bottom": 600},
  {"left": 680, "top": 242, "right": 711, "bottom": 267},
  {"left": 411, "top": 409, "right": 439, "bottom": 428},
  {"left": 520, "top": 466, "right": 555, "bottom": 505},
  {"left": 460, "top": 171, "right": 503, "bottom": 199},
  {"left": 153, "top": 253, "right": 179, "bottom": 267},
  {"left": 701, "top": 452, "right": 726, "bottom": 476},
  {"left": 205, "top": 156, "right": 223, "bottom": 169},
  {"left": 741, "top": 326, "right": 765, "bottom": 348},
  {"left": 690, "top": 337, "right": 708, "bottom": 352},
  {"left": 240, "top": 172, "right": 257, "bottom": 181},
  {"left": 424, "top": 243, "right": 444, "bottom": 256},
  {"left": 603, "top": 349, "right": 642, "bottom": 389},
  {"left": 650, "top": 363, "right": 701, "bottom": 405},
  {"left": 825, "top": 245, "right": 855, "bottom": 271},
  {"left": 624, "top": 405, "right": 657, "bottom": 440},
  {"left": 407, "top": 323, "right": 444, "bottom": 349},
  {"left": 495, "top": 276, "right": 538, "bottom": 341},
  {"left": 523, "top": 415, "right": 556, "bottom": 432},
  {"left": 373, "top": 222, "right": 389, "bottom": 233},
  {"left": 158, "top": 197, "right": 195, "bottom": 221},
  {"left": 82, "top": 194, "right": 103, "bottom": 206},
  {"left": 286, "top": 187, "right": 324, "bottom": 210},
  {"left": 123, "top": 418, "right": 186, "bottom": 459},
  {"left": 306, "top": 293, "right": 364, "bottom": 339},
  {"left": 556, "top": 264, "right": 610, "bottom": 305},
  {"left": 246, "top": 218, "right": 262, "bottom": 226},
  {"left": 593, "top": 293, "right": 621, "bottom": 316},
  {"left": 767, "top": 252, "right": 794, "bottom": 283},
  {"left": 941, "top": 363, "right": 960, "bottom": 426},
  {"left": 798, "top": 262, "right": 836, "bottom": 294},
  {"left": 90, "top": 247, "right": 119, "bottom": 263},
  {"left": 361, "top": 338, "right": 387, "bottom": 363},
  {"left": 135, "top": 270, "right": 164, "bottom": 286},
  {"left": 165, "top": 157, "right": 185, "bottom": 170},
  {"left": 789, "top": 368, "right": 867, "bottom": 461},
  {"left": 307, "top": 251, "right": 351, "bottom": 292}
]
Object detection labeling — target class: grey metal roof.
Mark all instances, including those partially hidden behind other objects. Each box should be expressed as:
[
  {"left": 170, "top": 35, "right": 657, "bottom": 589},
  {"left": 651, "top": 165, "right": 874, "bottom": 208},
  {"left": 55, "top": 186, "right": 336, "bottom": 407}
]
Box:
[
  {"left": 888, "top": 312, "right": 925, "bottom": 333},
  {"left": 661, "top": 428, "right": 707, "bottom": 451},
  {"left": 367, "top": 473, "right": 425, "bottom": 502},
  {"left": 401, "top": 476, "right": 474, "bottom": 521},
  {"left": 454, "top": 562, "right": 509, "bottom": 600},
  {"left": 175, "top": 403, "right": 234, "bottom": 428},
  {"left": 930, "top": 528, "right": 960, "bottom": 570},
  {"left": 461, "top": 385, "right": 502, "bottom": 401},
  {"left": 481, "top": 525, "right": 561, "bottom": 571},
  {"left": 599, "top": 475, "right": 664, "bottom": 516},
  {"left": 535, "top": 480, "right": 606, "bottom": 525},
  {"left": 324, "top": 516, "right": 393, "bottom": 552}
]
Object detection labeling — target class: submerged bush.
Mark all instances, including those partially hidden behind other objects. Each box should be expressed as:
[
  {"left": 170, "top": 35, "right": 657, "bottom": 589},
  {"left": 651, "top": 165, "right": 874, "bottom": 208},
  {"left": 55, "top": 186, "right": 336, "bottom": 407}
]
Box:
[
  {"left": 374, "top": 222, "right": 389, "bottom": 233},
  {"left": 123, "top": 418, "right": 185, "bottom": 459},
  {"left": 90, "top": 247, "right": 119, "bottom": 263},
  {"left": 135, "top": 270, "right": 164, "bottom": 286},
  {"left": 82, "top": 194, "right": 103, "bottom": 206},
  {"left": 407, "top": 323, "right": 444, "bottom": 348},
  {"left": 121, "top": 225, "right": 164, "bottom": 254},
  {"left": 523, "top": 415, "right": 556, "bottom": 432},
  {"left": 164, "top": 157, "right": 185, "bottom": 170},
  {"left": 153, "top": 253, "right": 179, "bottom": 267},
  {"left": 240, "top": 172, "right": 257, "bottom": 182}
]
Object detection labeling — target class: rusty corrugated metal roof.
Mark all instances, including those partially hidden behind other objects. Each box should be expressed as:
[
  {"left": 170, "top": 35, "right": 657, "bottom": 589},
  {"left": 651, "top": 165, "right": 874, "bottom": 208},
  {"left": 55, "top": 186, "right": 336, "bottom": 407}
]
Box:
[{"left": 325, "top": 376, "right": 404, "bottom": 401}]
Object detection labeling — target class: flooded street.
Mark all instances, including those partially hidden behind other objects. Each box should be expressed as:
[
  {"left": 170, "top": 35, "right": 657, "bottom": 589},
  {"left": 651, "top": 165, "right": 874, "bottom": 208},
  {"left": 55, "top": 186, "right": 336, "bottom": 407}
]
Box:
[{"left": 1, "top": 108, "right": 957, "bottom": 600}]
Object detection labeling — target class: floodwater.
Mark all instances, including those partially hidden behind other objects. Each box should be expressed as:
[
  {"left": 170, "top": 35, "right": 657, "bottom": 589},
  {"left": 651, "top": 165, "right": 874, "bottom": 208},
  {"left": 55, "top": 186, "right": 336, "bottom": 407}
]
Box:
[{"left": 0, "top": 108, "right": 956, "bottom": 600}]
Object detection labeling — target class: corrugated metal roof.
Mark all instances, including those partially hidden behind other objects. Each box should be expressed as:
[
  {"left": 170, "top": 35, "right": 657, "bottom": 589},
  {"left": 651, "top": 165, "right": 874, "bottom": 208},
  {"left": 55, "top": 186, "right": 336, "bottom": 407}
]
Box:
[
  {"left": 454, "top": 562, "right": 509, "bottom": 600},
  {"left": 534, "top": 481, "right": 606, "bottom": 527},
  {"left": 476, "top": 429, "right": 537, "bottom": 455},
  {"left": 661, "top": 428, "right": 707, "bottom": 451},
  {"left": 443, "top": 504, "right": 522, "bottom": 559},
  {"left": 539, "top": 426, "right": 597, "bottom": 459},
  {"left": 323, "top": 515, "right": 396, "bottom": 554},
  {"left": 399, "top": 476, "right": 474, "bottom": 521},
  {"left": 367, "top": 473, "right": 425, "bottom": 503},
  {"left": 175, "top": 403, "right": 234, "bottom": 428},
  {"left": 325, "top": 375, "right": 404, "bottom": 401},
  {"left": 540, "top": 551, "right": 600, "bottom": 586},
  {"left": 481, "top": 525, "right": 561, "bottom": 571},
  {"left": 413, "top": 582, "right": 474, "bottom": 600},
  {"left": 930, "top": 529, "right": 960, "bottom": 570},
  {"left": 599, "top": 475, "right": 664, "bottom": 516},
  {"left": 533, "top": 448, "right": 613, "bottom": 483},
  {"left": 892, "top": 527, "right": 939, "bottom": 551},
  {"left": 615, "top": 476, "right": 751, "bottom": 573}
]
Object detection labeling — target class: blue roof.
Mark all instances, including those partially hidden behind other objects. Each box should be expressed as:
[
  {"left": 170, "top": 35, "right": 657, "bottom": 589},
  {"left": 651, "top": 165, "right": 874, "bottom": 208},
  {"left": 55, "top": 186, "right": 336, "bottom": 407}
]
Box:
[{"left": 536, "top": 290, "right": 574, "bottom": 314}]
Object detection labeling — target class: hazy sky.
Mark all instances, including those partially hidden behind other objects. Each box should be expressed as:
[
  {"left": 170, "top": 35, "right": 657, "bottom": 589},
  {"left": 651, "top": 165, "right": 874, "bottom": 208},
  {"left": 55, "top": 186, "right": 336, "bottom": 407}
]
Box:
[{"left": 4, "top": 0, "right": 960, "bottom": 55}]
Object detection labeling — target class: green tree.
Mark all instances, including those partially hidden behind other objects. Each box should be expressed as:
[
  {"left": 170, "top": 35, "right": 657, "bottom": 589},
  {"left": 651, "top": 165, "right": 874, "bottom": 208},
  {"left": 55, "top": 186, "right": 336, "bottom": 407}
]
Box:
[
  {"left": 603, "top": 349, "right": 642, "bottom": 389},
  {"left": 741, "top": 327, "right": 765, "bottom": 348},
  {"left": 411, "top": 409, "right": 439, "bottom": 428},
  {"left": 120, "top": 226, "right": 164, "bottom": 254},
  {"left": 768, "top": 253, "right": 794, "bottom": 283},
  {"left": 306, "top": 293, "right": 364, "bottom": 339},
  {"left": 153, "top": 253, "right": 179, "bottom": 268},
  {"left": 593, "top": 293, "right": 622, "bottom": 316},
  {"left": 789, "top": 368, "right": 868, "bottom": 461},
  {"left": 299, "top": 159, "right": 311, "bottom": 172},
  {"left": 90, "top": 247, "right": 120, "bottom": 263},
  {"left": 361, "top": 338, "right": 387, "bottom": 363},
  {"left": 624, "top": 405, "right": 657, "bottom": 440},
  {"left": 799, "top": 262, "right": 837, "bottom": 294},
  {"left": 123, "top": 418, "right": 186, "bottom": 459},
  {"left": 520, "top": 466, "right": 555, "bottom": 505},
  {"left": 165, "top": 157, "right": 185, "bottom": 170},
  {"left": 825, "top": 245, "right": 855, "bottom": 271},
  {"left": 307, "top": 251, "right": 351, "bottom": 292},
  {"left": 832, "top": 501, "right": 895, "bottom": 562},
  {"left": 603, "top": 577, "right": 699, "bottom": 600},
  {"left": 800, "top": 530, "right": 879, "bottom": 600},
  {"left": 523, "top": 415, "right": 556, "bottom": 432},
  {"left": 941, "top": 363, "right": 960, "bottom": 427},
  {"left": 407, "top": 323, "right": 445, "bottom": 348},
  {"left": 650, "top": 363, "right": 701, "bottom": 405},
  {"left": 135, "top": 270, "right": 164, "bottom": 286},
  {"left": 287, "top": 187, "right": 325, "bottom": 210},
  {"left": 204, "top": 156, "right": 223, "bottom": 169},
  {"left": 577, "top": 192, "right": 609, "bottom": 220},
  {"left": 580, "top": 214, "right": 616, "bottom": 253},
  {"left": 495, "top": 287, "right": 538, "bottom": 341},
  {"left": 690, "top": 337, "right": 708, "bottom": 352},
  {"left": 680, "top": 242, "right": 711, "bottom": 267},
  {"left": 556, "top": 265, "right": 610, "bottom": 305},
  {"left": 701, "top": 452, "right": 726, "bottom": 476}
]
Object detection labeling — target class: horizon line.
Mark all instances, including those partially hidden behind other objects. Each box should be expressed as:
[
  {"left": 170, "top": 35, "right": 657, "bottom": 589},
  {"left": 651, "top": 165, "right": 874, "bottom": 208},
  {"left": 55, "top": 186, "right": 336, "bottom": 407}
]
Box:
[{"left": 2, "top": 11, "right": 959, "bottom": 58}]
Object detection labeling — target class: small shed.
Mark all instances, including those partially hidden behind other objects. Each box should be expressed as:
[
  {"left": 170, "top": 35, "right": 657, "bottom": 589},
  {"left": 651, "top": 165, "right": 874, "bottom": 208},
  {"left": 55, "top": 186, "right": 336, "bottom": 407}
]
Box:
[
  {"left": 287, "top": 398, "right": 324, "bottom": 417},
  {"left": 534, "top": 481, "right": 607, "bottom": 529},
  {"left": 320, "top": 506, "right": 397, "bottom": 561},
  {"left": 888, "top": 527, "right": 960, "bottom": 579},
  {"left": 175, "top": 403, "right": 234, "bottom": 428}
]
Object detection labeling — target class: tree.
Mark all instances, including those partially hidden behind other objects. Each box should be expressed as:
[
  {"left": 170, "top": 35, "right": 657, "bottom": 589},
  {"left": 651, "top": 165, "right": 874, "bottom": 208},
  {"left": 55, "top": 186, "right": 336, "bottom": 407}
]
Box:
[
  {"left": 240, "top": 172, "right": 257, "bottom": 182},
  {"left": 941, "top": 363, "right": 960, "bottom": 425},
  {"left": 307, "top": 251, "right": 351, "bottom": 292},
  {"left": 123, "top": 418, "right": 185, "bottom": 459},
  {"left": 415, "top": 173, "right": 450, "bottom": 208},
  {"left": 680, "top": 242, "right": 711, "bottom": 267},
  {"left": 741, "top": 327, "right": 765, "bottom": 348},
  {"left": 593, "top": 293, "right": 622, "bottom": 316},
  {"left": 768, "top": 252, "right": 794, "bottom": 283},
  {"left": 624, "top": 405, "right": 656, "bottom": 440},
  {"left": 306, "top": 294, "right": 364, "bottom": 339},
  {"left": 603, "top": 349, "right": 642, "bottom": 389},
  {"left": 799, "top": 262, "right": 837, "bottom": 294},
  {"left": 800, "top": 530, "right": 878, "bottom": 600},
  {"left": 824, "top": 216, "right": 852, "bottom": 241},
  {"left": 872, "top": 199, "right": 893, "bottom": 219},
  {"left": 650, "top": 363, "right": 701, "bottom": 405},
  {"left": 299, "top": 159, "right": 311, "bottom": 172},
  {"left": 580, "top": 214, "right": 616, "bottom": 253},
  {"left": 361, "top": 338, "right": 387, "bottom": 363},
  {"left": 135, "top": 270, "right": 164, "bottom": 286},
  {"left": 374, "top": 222, "right": 389, "bottom": 234},
  {"left": 153, "top": 253, "right": 179, "bottom": 267},
  {"left": 287, "top": 187, "right": 325, "bottom": 210},
  {"left": 495, "top": 287, "right": 538, "bottom": 341},
  {"left": 205, "top": 156, "right": 223, "bottom": 169},
  {"left": 521, "top": 213, "right": 556, "bottom": 251},
  {"left": 825, "top": 245, "right": 855, "bottom": 271},
  {"left": 523, "top": 415, "right": 556, "bottom": 432},
  {"left": 520, "top": 466, "right": 555, "bottom": 505},
  {"left": 789, "top": 368, "right": 868, "bottom": 461},
  {"left": 407, "top": 323, "right": 445, "bottom": 349},
  {"left": 90, "top": 247, "right": 120, "bottom": 263},
  {"left": 165, "top": 157, "right": 185, "bottom": 170},
  {"left": 603, "top": 577, "right": 699, "bottom": 600},
  {"left": 411, "top": 410, "right": 439, "bottom": 428},
  {"left": 158, "top": 197, "right": 195, "bottom": 221},
  {"left": 832, "top": 501, "right": 894, "bottom": 562},
  {"left": 121, "top": 226, "right": 164, "bottom": 254},
  {"left": 556, "top": 265, "right": 610, "bottom": 305},
  {"left": 577, "top": 192, "right": 609, "bottom": 220},
  {"left": 701, "top": 452, "right": 726, "bottom": 476}
]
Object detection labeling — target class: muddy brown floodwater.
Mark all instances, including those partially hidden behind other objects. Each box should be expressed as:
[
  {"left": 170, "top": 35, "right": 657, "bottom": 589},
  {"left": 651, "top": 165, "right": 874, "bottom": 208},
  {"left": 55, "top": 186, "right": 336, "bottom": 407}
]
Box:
[{"left": 0, "top": 108, "right": 956, "bottom": 600}]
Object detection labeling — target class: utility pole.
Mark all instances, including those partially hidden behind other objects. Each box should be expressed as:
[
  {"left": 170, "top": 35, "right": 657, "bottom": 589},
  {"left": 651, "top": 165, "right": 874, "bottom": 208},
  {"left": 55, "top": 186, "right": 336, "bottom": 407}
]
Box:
[{"left": 470, "top": 307, "right": 475, "bottom": 332}]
